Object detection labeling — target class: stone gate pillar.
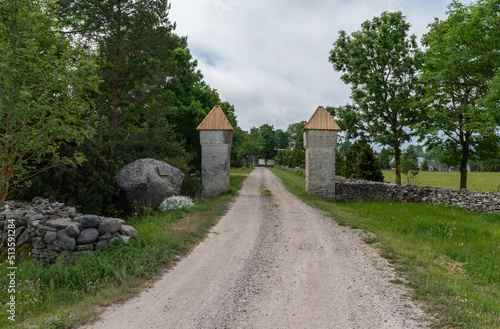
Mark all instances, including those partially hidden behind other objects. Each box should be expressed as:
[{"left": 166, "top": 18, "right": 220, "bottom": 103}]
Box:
[
  {"left": 197, "top": 106, "right": 234, "bottom": 197},
  {"left": 303, "top": 106, "right": 341, "bottom": 200}
]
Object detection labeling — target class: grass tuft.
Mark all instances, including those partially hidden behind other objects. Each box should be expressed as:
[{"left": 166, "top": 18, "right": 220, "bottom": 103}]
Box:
[{"left": 261, "top": 188, "right": 272, "bottom": 197}]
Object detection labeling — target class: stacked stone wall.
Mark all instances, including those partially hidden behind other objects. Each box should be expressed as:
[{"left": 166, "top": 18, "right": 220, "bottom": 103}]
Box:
[
  {"left": 334, "top": 177, "right": 500, "bottom": 214},
  {"left": 1, "top": 198, "right": 138, "bottom": 263},
  {"left": 276, "top": 167, "right": 500, "bottom": 214}
]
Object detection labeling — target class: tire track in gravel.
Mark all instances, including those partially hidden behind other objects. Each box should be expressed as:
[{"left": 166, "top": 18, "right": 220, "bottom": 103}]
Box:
[{"left": 81, "top": 167, "right": 427, "bottom": 329}]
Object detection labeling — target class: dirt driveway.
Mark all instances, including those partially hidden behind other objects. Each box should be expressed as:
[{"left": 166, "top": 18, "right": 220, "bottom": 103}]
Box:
[{"left": 82, "top": 167, "right": 426, "bottom": 329}]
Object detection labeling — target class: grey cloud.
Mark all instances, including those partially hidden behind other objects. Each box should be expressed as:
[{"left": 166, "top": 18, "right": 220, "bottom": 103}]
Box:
[{"left": 169, "top": 0, "right": 471, "bottom": 131}]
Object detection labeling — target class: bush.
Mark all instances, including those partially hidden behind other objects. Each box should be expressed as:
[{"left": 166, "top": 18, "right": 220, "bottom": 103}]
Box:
[
  {"left": 290, "top": 144, "right": 305, "bottom": 169},
  {"left": 24, "top": 141, "right": 121, "bottom": 215},
  {"left": 421, "top": 159, "right": 429, "bottom": 171},
  {"left": 340, "top": 140, "right": 384, "bottom": 181}
]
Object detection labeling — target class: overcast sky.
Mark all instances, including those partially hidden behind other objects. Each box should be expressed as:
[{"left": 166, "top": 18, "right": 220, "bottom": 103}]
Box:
[{"left": 169, "top": 0, "right": 475, "bottom": 132}]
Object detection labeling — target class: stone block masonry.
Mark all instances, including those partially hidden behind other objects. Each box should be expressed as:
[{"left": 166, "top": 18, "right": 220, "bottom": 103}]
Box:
[
  {"left": 304, "top": 130, "right": 338, "bottom": 199},
  {"left": 0, "top": 198, "right": 138, "bottom": 263},
  {"left": 303, "top": 106, "right": 341, "bottom": 200},
  {"left": 197, "top": 105, "right": 234, "bottom": 198},
  {"left": 199, "top": 130, "right": 233, "bottom": 197}
]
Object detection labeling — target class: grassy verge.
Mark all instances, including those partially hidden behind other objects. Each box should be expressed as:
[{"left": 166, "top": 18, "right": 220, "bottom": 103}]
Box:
[
  {"left": 0, "top": 167, "right": 253, "bottom": 329},
  {"left": 383, "top": 170, "right": 500, "bottom": 192},
  {"left": 270, "top": 167, "right": 500, "bottom": 329}
]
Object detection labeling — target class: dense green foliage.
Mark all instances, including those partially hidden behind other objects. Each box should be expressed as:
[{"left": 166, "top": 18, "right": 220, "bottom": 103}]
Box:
[
  {"left": 57, "top": 0, "right": 181, "bottom": 135},
  {"left": 329, "top": 11, "right": 424, "bottom": 185},
  {"left": 241, "top": 122, "right": 306, "bottom": 168},
  {"left": 271, "top": 167, "right": 500, "bottom": 328},
  {"left": 23, "top": 141, "right": 121, "bottom": 214},
  {"left": 419, "top": 0, "right": 500, "bottom": 189},
  {"left": 275, "top": 143, "right": 305, "bottom": 169},
  {"left": 0, "top": 0, "right": 99, "bottom": 206},
  {"left": 337, "top": 140, "right": 384, "bottom": 181},
  {"left": 1, "top": 0, "right": 241, "bottom": 213}
]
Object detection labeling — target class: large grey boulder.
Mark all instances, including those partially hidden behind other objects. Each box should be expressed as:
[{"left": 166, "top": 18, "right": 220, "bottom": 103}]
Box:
[{"left": 115, "top": 159, "right": 184, "bottom": 212}]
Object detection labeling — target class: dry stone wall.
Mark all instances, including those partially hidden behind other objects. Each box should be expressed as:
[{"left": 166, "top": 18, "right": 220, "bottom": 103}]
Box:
[
  {"left": 335, "top": 176, "right": 500, "bottom": 214},
  {"left": 1, "top": 198, "right": 138, "bottom": 263},
  {"left": 276, "top": 166, "right": 500, "bottom": 214}
]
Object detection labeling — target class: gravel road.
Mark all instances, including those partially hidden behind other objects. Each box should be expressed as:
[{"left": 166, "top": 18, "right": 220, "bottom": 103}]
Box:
[{"left": 82, "top": 167, "right": 427, "bottom": 329}]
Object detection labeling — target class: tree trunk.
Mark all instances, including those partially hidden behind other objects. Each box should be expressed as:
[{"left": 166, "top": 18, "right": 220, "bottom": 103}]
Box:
[
  {"left": 460, "top": 140, "right": 469, "bottom": 190},
  {"left": 111, "top": 5, "right": 121, "bottom": 134},
  {"left": 394, "top": 146, "right": 401, "bottom": 185},
  {"left": 111, "top": 72, "right": 119, "bottom": 134}
]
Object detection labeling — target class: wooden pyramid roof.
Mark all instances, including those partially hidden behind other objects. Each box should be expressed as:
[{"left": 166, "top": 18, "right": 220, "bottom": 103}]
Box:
[
  {"left": 196, "top": 106, "right": 234, "bottom": 131},
  {"left": 303, "top": 106, "right": 341, "bottom": 132}
]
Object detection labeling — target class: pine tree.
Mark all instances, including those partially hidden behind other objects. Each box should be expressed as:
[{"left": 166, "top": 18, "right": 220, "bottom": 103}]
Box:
[{"left": 343, "top": 140, "right": 384, "bottom": 181}]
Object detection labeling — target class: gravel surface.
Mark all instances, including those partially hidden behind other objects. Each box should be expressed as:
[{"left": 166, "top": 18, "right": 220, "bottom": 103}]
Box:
[{"left": 81, "top": 167, "right": 427, "bottom": 329}]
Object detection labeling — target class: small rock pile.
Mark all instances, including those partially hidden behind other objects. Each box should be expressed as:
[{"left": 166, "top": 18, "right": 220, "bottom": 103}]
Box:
[{"left": 0, "top": 198, "right": 138, "bottom": 262}]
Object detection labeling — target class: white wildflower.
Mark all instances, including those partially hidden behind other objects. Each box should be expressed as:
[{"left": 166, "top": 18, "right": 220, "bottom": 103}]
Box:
[{"left": 159, "top": 196, "right": 195, "bottom": 211}]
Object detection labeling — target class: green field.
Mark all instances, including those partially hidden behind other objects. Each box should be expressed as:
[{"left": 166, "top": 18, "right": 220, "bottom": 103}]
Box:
[
  {"left": 271, "top": 168, "right": 500, "bottom": 329},
  {"left": 383, "top": 170, "right": 500, "bottom": 192}
]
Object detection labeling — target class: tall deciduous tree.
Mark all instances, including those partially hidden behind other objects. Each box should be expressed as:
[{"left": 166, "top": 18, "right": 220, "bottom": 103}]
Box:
[
  {"left": 420, "top": 0, "right": 500, "bottom": 189},
  {"left": 0, "top": 0, "right": 98, "bottom": 206},
  {"left": 58, "top": 0, "right": 181, "bottom": 136},
  {"left": 329, "top": 11, "right": 424, "bottom": 184},
  {"left": 286, "top": 121, "right": 307, "bottom": 149},
  {"left": 259, "top": 124, "right": 277, "bottom": 161},
  {"left": 239, "top": 130, "right": 262, "bottom": 167},
  {"left": 275, "top": 129, "right": 290, "bottom": 150}
]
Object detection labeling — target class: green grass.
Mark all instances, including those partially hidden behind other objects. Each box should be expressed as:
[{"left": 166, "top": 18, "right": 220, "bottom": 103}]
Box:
[
  {"left": 383, "top": 170, "right": 500, "bottom": 192},
  {"left": 261, "top": 188, "right": 272, "bottom": 197},
  {"left": 271, "top": 167, "right": 500, "bottom": 329},
  {"left": 0, "top": 167, "right": 253, "bottom": 329}
]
